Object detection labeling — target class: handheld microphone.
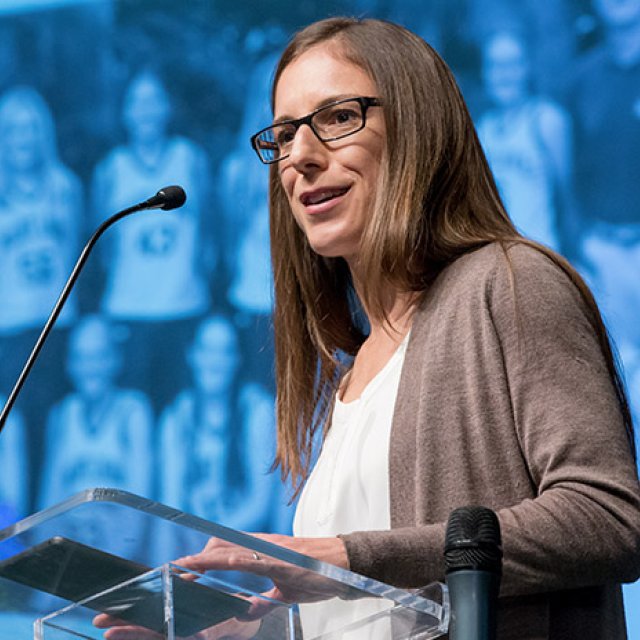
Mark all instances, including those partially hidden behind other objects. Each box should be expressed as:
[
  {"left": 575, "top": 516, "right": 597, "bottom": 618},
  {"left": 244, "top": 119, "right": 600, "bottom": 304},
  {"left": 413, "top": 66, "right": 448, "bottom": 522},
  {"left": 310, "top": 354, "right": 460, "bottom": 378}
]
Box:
[
  {"left": 445, "top": 506, "right": 502, "bottom": 640},
  {"left": 0, "top": 186, "right": 187, "bottom": 435}
]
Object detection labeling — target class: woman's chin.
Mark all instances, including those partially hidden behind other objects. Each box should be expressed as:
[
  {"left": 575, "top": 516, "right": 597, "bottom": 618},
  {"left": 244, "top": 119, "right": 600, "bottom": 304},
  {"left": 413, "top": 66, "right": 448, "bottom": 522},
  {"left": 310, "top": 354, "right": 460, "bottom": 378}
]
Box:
[{"left": 307, "top": 237, "right": 358, "bottom": 262}]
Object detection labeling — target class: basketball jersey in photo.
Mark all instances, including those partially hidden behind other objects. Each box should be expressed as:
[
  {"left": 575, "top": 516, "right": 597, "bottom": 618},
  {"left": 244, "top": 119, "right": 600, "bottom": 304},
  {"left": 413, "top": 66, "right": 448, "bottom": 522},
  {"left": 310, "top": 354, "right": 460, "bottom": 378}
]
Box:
[
  {"left": 0, "top": 169, "right": 79, "bottom": 332},
  {"left": 478, "top": 100, "right": 560, "bottom": 250},
  {"left": 95, "top": 137, "right": 210, "bottom": 319}
]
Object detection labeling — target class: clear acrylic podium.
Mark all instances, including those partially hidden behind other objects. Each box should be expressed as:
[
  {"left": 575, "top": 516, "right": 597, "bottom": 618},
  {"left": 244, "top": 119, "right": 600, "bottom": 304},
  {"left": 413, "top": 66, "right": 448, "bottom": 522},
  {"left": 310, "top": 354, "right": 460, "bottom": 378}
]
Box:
[{"left": 0, "top": 489, "right": 448, "bottom": 639}]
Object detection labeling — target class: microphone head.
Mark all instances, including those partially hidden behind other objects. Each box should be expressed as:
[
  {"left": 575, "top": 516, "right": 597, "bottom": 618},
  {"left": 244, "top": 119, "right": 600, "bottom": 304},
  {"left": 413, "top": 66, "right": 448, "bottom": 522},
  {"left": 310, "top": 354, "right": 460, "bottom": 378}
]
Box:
[
  {"left": 156, "top": 185, "right": 187, "bottom": 210},
  {"left": 444, "top": 506, "right": 502, "bottom": 574}
]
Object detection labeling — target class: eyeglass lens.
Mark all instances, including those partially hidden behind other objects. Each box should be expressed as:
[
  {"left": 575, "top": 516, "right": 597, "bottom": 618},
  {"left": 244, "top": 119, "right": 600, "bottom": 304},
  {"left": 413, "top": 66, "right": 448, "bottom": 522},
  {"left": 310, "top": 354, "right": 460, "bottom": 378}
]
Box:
[{"left": 255, "top": 99, "right": 365, "bottom": 163}]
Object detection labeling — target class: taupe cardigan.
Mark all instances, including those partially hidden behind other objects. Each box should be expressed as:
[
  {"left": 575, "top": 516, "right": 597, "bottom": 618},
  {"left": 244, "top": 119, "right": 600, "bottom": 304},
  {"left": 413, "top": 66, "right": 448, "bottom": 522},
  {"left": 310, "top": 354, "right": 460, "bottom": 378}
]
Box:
[{"left": 340, "top": 243, "right": 640, "bottom": 639}]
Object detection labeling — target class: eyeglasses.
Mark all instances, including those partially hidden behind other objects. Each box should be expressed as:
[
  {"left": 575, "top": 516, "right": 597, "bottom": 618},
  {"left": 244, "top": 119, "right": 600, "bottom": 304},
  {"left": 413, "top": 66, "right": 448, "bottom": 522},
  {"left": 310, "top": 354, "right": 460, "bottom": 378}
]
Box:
[{"left": 250, "top": 96, "right": 381, "bottom": 164}]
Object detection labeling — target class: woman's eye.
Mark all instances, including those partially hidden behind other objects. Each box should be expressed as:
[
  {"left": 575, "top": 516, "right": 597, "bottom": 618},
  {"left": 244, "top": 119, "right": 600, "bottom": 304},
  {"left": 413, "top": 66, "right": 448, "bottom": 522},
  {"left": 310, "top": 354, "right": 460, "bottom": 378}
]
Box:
[
  {"left": 315, "top": 105, "right": 360, "bottom": 131},
  {"left": 276, "top": 128, "right": 296, "bottom": 147},
  {"left": 331, "top": 109, "right": 357, "bottom": 124}
]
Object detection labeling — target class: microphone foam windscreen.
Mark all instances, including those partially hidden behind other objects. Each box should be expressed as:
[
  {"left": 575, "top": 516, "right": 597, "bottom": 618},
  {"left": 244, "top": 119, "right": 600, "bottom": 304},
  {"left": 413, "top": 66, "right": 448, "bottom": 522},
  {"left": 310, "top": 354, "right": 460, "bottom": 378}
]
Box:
[
  {"left": 159, "top": 185, "right": 187, "bottom": 210},
  {"left": 444, "top": 506, "right": 502, "bottom": 573}
]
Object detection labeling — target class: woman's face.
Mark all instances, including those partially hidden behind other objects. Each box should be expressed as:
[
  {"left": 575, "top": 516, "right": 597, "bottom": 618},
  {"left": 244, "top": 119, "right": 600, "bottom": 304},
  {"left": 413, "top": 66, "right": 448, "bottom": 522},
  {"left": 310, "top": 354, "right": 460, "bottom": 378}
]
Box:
[
  {"left": 274, "top": 43, "right": 386, "bottom": 264},
  {"left": 2, "top": 105, "right": 42, "bottom": 172},
  {"left": 189, "top": 320, "right": 240, "bottom": 396},
  {"left": 482, "top": 33, "right": 529, "bottom": 107},
  {"left": 67, "top": 322, "right": 120, "bottom": 399},
  {"left": 123, "top": 72, "right": 171, "bottom": 142}
]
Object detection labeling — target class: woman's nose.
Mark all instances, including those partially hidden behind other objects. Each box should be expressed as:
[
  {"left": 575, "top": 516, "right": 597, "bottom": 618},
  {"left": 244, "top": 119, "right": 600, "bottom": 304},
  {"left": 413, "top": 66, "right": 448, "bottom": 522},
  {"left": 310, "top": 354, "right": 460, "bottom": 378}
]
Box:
[{"left": 287, "top": 124, "right": 328, "bottom": 173}]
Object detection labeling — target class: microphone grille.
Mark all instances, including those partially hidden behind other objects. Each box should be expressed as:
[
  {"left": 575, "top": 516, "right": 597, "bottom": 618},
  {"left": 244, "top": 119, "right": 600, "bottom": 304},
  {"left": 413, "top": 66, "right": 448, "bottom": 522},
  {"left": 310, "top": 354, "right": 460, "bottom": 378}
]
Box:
[{"left": 444, "top": 506, "right": 502, "bottom": 573}]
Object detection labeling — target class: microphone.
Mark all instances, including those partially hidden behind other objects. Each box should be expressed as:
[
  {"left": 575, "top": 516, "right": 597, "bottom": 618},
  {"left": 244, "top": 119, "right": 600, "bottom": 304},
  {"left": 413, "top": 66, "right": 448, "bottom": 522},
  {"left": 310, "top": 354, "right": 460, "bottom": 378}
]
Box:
[
  {"left": 140, "top": 185, "right": 187, "bottom": 211},
  {"left": 0, "top": 186, "right": 187, "bottom": 435},
  {"left": 444, "top": 506, "right": 502, "bottom": 640}
]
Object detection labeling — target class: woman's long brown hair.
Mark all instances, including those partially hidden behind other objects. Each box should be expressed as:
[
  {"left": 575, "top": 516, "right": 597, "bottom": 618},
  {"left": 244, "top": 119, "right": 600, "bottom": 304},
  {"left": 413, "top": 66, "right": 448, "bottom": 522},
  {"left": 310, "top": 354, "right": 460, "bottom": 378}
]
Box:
[{"left": 268, "top": 17, "right": 635, "bottom": 495}]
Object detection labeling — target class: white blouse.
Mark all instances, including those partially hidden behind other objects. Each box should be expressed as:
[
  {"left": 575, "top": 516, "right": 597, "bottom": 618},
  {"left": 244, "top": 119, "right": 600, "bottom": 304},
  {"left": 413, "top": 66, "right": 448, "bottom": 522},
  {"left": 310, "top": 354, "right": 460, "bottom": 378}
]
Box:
[{"left": 293, "top": 332, "right": 410, "bottom": 638}]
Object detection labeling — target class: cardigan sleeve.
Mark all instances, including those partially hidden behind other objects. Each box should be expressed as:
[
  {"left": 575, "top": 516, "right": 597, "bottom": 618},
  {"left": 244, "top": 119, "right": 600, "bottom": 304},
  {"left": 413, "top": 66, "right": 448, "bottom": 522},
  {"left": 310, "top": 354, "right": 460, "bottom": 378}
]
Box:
[
  {"left": 340, "top": 244, "right": 640, "bottom": 597},
  {"left": 488, "top": 245, "right": 640, "bottom": 594}
]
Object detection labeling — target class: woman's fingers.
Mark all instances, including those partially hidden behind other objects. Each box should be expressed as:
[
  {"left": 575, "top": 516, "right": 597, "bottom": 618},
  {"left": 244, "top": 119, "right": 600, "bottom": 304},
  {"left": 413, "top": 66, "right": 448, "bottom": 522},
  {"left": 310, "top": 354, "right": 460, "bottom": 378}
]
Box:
[
  {"left": 174, "top": 548, "right": 272, "bottom": 576},
  {"left": 93, "top": 613, "right": 126, "bottom": 629},
  {"left": 237, "top": 586, "right": 283, "bottom": 621},
  {"left": 103, "top": 625, "right": 163, "bottom": 640},
  {"left": 93, "top": 614, "right": 162, "bottom": 639}
]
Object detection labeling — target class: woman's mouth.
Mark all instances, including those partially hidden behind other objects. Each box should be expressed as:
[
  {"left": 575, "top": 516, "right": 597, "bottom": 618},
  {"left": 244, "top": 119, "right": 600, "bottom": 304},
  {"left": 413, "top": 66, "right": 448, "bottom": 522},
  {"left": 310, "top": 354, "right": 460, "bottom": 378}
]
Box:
[{"left": 300, "top": 186, "right": 350, "bottom": 213}]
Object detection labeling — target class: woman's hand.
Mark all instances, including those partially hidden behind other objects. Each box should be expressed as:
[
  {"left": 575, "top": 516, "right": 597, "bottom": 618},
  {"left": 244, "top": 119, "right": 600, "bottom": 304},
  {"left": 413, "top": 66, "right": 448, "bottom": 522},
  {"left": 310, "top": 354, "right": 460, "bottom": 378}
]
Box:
[
  {"left": 174, "top": 533, "right": 350, "bottom": 607},
  {"left": 176, "top": 533, "right": 348, "bottom": 574},
  {"left": 93, "top": 535, "right": 349, "bottom": 638},
  {"left": 256, "top": 533, "right": 349, "bottom": 569}
]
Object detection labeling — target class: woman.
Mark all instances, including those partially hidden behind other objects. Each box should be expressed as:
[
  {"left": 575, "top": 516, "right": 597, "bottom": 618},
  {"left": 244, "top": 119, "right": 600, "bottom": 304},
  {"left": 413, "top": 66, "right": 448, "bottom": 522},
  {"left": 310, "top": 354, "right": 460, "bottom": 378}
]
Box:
[
  {"left": 0, "top": 86, "right": 81, "bottom": 336},
  {"left": 477, "top": 29, "right": 574, "bottom": 253},
  {"left": 0, "top": 86, "right": 82, "bottom": 446},
  {"left": 38, "top": 315, "right": 154, "bottom": 561},
  {"left": 218, "top": 55, "right": 278, "bottom": 391},
  {"left": 91, "top": 68, "right": 213, "bottom": 411},
  {"left": 99, "top": 17, "right": 640, "bottom": 640},
  {"left": 39, "top": 315, "right": 153, "bottom": 511},
  {"left": 158, "top": 314, "right": 282, "bottom": 555}
]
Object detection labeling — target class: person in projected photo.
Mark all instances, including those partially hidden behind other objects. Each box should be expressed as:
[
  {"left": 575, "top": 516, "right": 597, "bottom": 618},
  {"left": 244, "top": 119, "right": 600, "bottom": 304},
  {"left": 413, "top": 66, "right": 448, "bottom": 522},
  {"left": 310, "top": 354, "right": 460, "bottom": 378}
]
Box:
[
  {"left": 218, "top": 54, "right": 278, "bottom": 392},
  {"left": 569, "top": 0, "right": 640, "bottom": 399},
  {"left": 158, "top": 315, "right": 281, "bottom": 556},
  {"left": 91, "top": 68, "right": 213, "bottom": 411},
  {"left": 477, "top": 29, "right": 575, "bottom": 254},
  {"left": 0, "top": 86, "right": 82, "bottom": 439},
  {"left": 38, "top": 315, "right": 153, "bottom": 511},
  {"left": 97, "top": 17, "right": 640, "bottom": 640}
]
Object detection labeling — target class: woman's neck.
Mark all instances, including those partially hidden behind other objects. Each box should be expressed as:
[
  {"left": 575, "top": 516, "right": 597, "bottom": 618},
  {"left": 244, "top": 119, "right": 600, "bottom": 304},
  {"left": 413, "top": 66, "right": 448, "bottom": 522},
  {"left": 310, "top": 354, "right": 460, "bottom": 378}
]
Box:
[
  {"left": 350, "top": 268, "right": 416, "bottom": 340},
  {"left": 130, "top": 135, "right": 167, "bottom": 168},
  {"left": 367, "top": 293, "right": 415, "bottom": 343},
  {"left": 198, "top": 390, "right": 231, "bottom": 409},
  {"left": 338, "top": 279, "right": 416, "bottom": 403}
]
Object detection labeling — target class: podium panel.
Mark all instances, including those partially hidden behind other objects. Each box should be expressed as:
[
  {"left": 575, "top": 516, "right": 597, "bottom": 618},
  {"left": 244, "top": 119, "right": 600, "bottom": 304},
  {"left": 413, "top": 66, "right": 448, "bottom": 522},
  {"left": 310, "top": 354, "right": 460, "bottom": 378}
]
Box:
[
  {"left": 35, "top": 564, "right": 295, "bottom": 640},
  {"left": 0, "top": 489, "right": 448, "bottom": 639}
]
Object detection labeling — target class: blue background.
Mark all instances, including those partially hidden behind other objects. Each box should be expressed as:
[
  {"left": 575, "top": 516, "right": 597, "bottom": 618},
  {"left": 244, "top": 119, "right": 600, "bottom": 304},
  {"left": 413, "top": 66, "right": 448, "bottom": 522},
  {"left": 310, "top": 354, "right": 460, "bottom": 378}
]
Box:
[{"left": 0, "top": 0, "right": 638, "bottom": 633}]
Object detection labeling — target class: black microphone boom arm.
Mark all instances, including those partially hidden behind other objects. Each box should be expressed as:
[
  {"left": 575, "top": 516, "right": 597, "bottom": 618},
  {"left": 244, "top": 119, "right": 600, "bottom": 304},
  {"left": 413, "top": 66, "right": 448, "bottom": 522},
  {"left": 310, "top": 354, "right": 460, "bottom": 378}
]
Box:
[{"left": 0, "top": 185, "right": 187, "bottom": 434}]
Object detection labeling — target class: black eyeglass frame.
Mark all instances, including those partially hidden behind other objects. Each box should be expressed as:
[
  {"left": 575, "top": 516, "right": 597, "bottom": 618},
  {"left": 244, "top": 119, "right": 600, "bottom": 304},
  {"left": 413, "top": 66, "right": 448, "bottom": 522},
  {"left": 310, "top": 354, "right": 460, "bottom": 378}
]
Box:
[{"left": 250, "top": 96, "right": 381, "bottom": 164}]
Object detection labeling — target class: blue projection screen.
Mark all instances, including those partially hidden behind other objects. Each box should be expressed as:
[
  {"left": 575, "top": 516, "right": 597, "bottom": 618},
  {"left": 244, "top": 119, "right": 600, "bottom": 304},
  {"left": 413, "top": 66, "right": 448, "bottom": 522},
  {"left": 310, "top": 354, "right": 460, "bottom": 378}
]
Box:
[{"left": 0, "top": 0, "right": 638, "bottom": 635}]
